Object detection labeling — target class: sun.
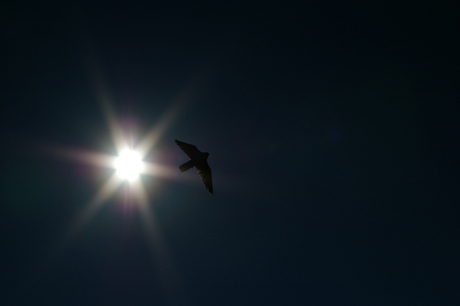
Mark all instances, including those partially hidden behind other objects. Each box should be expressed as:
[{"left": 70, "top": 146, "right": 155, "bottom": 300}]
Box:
[{"left": 114, "top": 148, "right": 144, "bottom": 181}]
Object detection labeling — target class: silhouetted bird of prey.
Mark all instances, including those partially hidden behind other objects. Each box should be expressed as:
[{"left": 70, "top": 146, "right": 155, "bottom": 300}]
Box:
[{"left": 175, "top": 139, "right": 213, "bottom": 194}]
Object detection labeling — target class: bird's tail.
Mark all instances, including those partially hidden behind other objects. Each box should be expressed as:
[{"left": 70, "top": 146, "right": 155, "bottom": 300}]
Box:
[{"left": 179, "top": 160, "right": 194, "bottom": 172}]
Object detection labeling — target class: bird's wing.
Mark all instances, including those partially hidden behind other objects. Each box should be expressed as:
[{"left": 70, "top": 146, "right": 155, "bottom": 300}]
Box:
[
  {"left": 196, "top": 162, "right": 213, "bottom": 195},
  {"left": 175, "top": 139, "right": 199, "bottom": 159}
]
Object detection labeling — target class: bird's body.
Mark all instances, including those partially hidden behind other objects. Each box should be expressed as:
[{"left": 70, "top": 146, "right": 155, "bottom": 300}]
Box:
[{"left": 175, "top": 140, "right": 213, "bottom": 194}]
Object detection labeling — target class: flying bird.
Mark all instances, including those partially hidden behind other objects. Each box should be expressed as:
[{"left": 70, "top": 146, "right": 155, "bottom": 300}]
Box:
[{"left": 175, "top": 139, "right": 213, "bottom": 194}]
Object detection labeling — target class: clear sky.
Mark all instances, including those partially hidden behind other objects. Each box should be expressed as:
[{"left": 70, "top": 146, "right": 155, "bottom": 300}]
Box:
[{"left": 1, "top": 1, "right": 459, "bottom": 305}]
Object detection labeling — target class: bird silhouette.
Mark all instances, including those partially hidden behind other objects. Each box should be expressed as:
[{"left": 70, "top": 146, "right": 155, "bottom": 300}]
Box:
[{"left": 175, "top": 139, "right": 213, "bottom": 194}]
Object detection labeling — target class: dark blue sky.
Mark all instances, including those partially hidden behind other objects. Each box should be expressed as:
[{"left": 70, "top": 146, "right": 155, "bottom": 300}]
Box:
[{"left": 1, "top": 1, "right": 459, "bottom": 305}]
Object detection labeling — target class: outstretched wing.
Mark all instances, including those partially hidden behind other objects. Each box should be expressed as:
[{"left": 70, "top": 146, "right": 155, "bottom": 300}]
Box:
[
  {"left": 196, "top": 161, "right": 213, "bottom": 194},
  {"left": 175, "top": 139, "right": 200, "bottom": 159}
]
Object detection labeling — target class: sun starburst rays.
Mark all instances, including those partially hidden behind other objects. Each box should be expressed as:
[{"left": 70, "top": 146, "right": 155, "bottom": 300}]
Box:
[
  {"left": 45, "top": 100, "right": 184, "bottom": 244},
  {"left": 51, "top": 43, "right": 197, "bottom": 305},
  {"left": 67, "top": 134, "right": 163, "bottom": 238}
]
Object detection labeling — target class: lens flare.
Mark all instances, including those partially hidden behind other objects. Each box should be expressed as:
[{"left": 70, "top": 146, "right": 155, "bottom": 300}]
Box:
[{"left": 41, "top": 54, "right": 205, "bottom": 305}]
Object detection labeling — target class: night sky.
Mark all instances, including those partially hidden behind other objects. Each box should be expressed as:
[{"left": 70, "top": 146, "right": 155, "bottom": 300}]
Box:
[{"left": 1, "top": 1, "right": 459, "bottom": 305}]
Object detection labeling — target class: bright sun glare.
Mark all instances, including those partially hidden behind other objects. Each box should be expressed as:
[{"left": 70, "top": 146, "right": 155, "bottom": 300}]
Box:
[{"left": 115, "top": 149, "right": 144, "bottom": 181}]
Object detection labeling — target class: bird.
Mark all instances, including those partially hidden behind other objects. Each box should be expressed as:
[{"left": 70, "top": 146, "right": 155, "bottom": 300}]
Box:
[{"left": 175, "top": 139, "right": 213, "bottom": 194}]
